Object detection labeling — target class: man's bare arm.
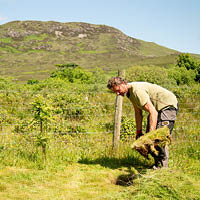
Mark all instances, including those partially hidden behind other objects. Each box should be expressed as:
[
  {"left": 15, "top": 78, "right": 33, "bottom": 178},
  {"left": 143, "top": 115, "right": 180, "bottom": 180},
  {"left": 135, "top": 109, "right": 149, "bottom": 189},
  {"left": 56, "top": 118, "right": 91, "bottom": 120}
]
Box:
[
  {"left": 143, "top": 100, "right": 158, "bottom": 132},
  {"left": 133, "top": 105, "right": 143, "bottom": 134}
]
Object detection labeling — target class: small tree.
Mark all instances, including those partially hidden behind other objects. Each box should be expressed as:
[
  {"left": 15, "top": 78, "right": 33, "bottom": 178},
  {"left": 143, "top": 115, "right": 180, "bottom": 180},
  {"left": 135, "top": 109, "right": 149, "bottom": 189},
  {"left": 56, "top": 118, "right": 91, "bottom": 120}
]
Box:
[
  {"left": 30, "top": 95, "right": 53, "bottom": 161},
  {"left": 50, "top": 63, "right": 94, "bottom": 83}
]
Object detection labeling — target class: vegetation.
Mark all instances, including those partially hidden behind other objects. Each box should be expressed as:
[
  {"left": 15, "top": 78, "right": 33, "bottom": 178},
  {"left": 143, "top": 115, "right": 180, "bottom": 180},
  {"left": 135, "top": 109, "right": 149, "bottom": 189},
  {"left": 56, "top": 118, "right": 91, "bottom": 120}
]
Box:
[
  {"left": 0, "top": 55, "right": 200, "bottom": 199},
  {"left": 50, "top": 63, "right": 95, "bottom": 83},
  {"left": 0, "top": 20, "right": 183, "bottom": 81},
  {"left": 176, "top": 53, "right": 200, "bottom": 82}
]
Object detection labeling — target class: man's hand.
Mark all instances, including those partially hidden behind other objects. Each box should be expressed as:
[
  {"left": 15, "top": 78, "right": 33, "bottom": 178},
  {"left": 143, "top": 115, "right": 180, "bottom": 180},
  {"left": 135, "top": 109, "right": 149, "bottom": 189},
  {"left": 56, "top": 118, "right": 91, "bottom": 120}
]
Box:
[{"left": 136, "top": 130, "right": 144, "bottom": 139}]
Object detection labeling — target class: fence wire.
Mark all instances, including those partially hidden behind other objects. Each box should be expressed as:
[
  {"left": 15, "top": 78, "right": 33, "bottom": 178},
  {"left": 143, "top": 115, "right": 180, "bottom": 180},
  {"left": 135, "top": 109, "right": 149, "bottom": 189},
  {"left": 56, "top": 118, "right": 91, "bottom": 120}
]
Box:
[{"left": 0, "top": 91, "right": 199, "bottom": 138}]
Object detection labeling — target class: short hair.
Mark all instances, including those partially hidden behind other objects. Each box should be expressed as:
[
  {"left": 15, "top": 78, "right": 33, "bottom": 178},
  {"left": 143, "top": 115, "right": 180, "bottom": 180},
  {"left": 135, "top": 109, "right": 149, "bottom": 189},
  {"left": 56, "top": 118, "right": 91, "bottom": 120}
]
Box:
[{"left": 107, "top": 77, "right": 128, "bottom": 89}]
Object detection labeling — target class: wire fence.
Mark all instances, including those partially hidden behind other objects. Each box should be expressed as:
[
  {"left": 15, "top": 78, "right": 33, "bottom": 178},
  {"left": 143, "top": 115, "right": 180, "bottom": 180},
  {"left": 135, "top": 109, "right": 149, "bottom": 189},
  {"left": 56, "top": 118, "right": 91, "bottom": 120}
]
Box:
[
  {"left": 0, "top": 92, "right": 199, "bottom": 162},
  {"left": 0, "top": 90, "right": 199, "bottom": 137}
]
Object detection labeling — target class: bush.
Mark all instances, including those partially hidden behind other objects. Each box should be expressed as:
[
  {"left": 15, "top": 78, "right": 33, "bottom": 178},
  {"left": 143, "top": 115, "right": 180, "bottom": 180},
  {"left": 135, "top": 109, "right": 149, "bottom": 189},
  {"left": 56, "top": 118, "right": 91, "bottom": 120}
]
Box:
[
  {"left": 176, "top": 53, "right": 200, "bottom": 82},
  {"left": 168, "top": 66, "right": 196, "bottom": 85},
  {"left": 0, "top": 77, "right": 12, "bottom": 90},
  {"left": 126, "top": 65, "right": 175, "bottom": 88},
  {"left": 49, "top": 92, "right": 96, "bottom": 121},
  {"left": 50, "top": 64, "right": 95, "bottom": 84},
  {"left": 120, "top": 116, "right": 136, "bottom": 141}
]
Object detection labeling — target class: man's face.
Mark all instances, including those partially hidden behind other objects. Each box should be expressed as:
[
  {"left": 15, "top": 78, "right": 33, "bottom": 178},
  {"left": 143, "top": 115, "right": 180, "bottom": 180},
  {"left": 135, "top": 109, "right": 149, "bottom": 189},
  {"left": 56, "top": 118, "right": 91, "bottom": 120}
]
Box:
[{"left": 111, "top": 84, "right": 128, "bottom": 96}]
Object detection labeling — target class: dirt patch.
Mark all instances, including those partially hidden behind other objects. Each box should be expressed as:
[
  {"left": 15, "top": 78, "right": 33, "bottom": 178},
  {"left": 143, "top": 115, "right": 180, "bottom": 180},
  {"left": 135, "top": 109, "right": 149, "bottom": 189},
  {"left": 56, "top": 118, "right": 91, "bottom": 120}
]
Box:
[{"left": 115, "top": 173, "right": 141, "bottom": 186}]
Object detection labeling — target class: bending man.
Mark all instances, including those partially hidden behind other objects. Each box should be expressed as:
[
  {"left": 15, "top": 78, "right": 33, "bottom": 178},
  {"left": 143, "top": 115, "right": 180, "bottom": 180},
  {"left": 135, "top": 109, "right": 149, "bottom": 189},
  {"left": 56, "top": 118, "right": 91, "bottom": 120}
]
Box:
[{"left": 107, "top": 77, "right": 178, "bottom": 169}]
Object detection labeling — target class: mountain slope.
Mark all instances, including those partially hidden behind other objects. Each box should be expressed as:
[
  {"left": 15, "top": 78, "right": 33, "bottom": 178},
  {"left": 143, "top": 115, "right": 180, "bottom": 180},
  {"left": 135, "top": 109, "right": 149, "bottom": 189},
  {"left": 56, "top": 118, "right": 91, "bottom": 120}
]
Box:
[{"left": 0, "top": 20, "right": 179, "bottom": 81}]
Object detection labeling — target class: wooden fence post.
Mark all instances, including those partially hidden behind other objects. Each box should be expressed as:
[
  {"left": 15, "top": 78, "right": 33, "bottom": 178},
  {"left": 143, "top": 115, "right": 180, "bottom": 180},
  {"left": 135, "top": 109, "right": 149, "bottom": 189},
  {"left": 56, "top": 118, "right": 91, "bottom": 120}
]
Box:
[{"left": 112, "top": 69, "right": 125, "bottom": 152}]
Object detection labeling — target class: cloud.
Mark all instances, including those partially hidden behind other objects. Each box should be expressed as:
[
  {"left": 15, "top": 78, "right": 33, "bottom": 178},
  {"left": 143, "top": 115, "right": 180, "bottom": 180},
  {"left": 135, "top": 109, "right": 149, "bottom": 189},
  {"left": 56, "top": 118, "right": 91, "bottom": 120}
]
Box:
[
  {"left": 0, "top": 16, "right": 7, "bottom": 21},
  {"left": 0, "top": 16, "right": 8, "bottom": 24}
]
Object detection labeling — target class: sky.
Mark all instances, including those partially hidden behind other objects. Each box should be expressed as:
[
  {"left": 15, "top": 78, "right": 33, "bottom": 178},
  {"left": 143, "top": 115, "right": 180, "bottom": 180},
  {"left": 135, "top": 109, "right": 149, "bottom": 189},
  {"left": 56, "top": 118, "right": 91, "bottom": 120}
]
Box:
[{"left": 0, "top": 0, "right": 200, "bottom": 54}]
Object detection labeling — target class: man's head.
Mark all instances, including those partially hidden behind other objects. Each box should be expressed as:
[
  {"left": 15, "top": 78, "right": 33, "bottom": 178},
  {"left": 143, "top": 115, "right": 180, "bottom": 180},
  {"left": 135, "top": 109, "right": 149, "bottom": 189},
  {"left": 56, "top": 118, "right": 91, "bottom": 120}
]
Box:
[{"left": 107, "top": 77, "right": 129, "bottom": 96}]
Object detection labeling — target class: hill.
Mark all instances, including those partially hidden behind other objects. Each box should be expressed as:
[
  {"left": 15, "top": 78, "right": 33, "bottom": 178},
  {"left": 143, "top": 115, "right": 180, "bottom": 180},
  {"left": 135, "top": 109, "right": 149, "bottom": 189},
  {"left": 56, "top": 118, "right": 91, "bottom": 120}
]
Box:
[{"left": 0, "top": 20, "right": 180, "bottom": 81}]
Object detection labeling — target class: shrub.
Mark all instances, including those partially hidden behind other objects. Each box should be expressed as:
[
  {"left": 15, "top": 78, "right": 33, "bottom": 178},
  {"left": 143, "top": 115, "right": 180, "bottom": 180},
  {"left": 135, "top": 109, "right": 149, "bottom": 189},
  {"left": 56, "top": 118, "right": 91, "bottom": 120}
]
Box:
[
  {"left": 66, "top": 124, "right": 87, "bottom": 134},
  {"left": 168, "top": 66, "right": 196, "bottom": 85},
  {"left": 0, "top": 77, "right": 12, "bottom": 90},
  {"left": 126, "top": 65, "right": 175, "bottom": 88},
  {"left": 53, "top": 93, "right": 95, "bottom": 121},
  {"left": 30, "top": 94, "right": 54, "bottom": 133},
  {"left": 176, "top": 53, "right": 200, "bottom": 82},
  {"left": 50, "top": 63, "right": 95, "bottom": 84},
  {"left": 120, "top": 116, "right": 136, "bottom": 141},
  {"left": 90, "top": 67, "right": 106, "bottom": 84}
]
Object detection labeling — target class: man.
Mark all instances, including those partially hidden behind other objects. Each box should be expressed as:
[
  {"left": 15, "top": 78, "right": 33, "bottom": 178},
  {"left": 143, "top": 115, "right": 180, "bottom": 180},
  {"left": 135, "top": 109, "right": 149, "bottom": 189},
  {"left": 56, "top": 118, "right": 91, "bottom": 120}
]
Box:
[{"left": 107, "top": 77, "right": 178, "bottom": 169}]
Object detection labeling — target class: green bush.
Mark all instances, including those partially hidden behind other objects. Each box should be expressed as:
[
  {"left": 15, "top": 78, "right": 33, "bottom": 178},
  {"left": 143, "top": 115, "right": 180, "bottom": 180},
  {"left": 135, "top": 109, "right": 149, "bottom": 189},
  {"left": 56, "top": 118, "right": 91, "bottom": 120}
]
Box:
[
  {"left": 90, "top": 67, "right": 106, "bottom": 84},
  {"left": 168, "top": 66, "right": 196, "bottom": 85},
  {"left": 50, "top": 64, "right": 94, "bottom": 84},
  {"left": 126, "top": 65, "right": 175, "bottom": 88},
  {"left": 176, "top": 53, "right": 200, "bottom": 82},
  {"left": 0, "top": 77, "right": 12, "bottom": 90},
  {"left": 66, "top": 124, "right": 87, "bottom": 134},
  {"left": 49, "top": 92, "right": 96, "bottom": 121},
  {"left": 120, "top": 116, "right": 136, "bottom": 141}
]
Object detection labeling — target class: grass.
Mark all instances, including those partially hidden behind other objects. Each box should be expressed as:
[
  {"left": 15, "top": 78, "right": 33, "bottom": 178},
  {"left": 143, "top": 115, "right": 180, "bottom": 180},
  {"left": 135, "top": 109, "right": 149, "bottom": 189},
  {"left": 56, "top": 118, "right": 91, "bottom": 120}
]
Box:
[
  {"left": 0, "top": 37, "right": 13, "bottom": 43},
  {"left": 0, "top": 76, "right": 199, "bottom": 198},
  {"left": 0, "top": 122, "right": 199, "bottom": 199},
  {"left": 0, "top": 46, "right": 21, "bottom": 54},
  {"left": 0, "top": 152, "right": 199, "bottom": 200},
  {"left": 138, "top": 39, "right": 178, "bottom": 57},
  {"left": 24, "top": 33, "right": 48, "bottom": 41},
  {"left": 0, "top": 164, "right": 126, "bottom": 200},
  {"left": 79, "top": 50, "right": 108, "bottom": 54}
]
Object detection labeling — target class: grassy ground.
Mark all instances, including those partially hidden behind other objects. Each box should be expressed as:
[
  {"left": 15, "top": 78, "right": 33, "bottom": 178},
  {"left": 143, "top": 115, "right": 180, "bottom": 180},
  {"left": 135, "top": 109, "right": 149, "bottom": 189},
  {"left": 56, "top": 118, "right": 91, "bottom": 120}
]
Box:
[
  {"left": 0, "top": 130, "right": 199, "bottom": 200},
  {"left": 0, "top": 84, "right": 199, "bottom": 199},
  {"left": 0, "top": 155, "right": 199, "bottom": 200}
]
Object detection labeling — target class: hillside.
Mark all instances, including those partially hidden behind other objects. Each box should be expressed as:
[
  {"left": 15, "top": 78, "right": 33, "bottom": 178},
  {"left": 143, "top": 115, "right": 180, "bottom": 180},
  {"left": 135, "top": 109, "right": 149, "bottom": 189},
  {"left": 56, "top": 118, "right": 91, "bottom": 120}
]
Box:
[{"left": 0, "top": 20, "right": 180, "bottom": 81}]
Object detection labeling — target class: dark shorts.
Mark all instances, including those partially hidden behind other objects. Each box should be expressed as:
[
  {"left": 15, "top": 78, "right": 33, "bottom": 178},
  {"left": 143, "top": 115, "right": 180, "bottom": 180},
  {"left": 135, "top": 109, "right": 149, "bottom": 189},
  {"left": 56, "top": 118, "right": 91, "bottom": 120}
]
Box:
[
  {"left": 146, "top": 105, "right": 179, "bottom": 134},
  {"left": 146, "top": 105, "right": 179, "bottom": 164}
]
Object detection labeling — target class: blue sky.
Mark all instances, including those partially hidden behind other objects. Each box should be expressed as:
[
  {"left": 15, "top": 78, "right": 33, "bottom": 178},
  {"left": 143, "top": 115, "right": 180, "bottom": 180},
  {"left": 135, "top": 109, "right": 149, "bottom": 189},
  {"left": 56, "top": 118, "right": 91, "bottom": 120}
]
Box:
[{"left": 0, "top": 0, "right": 200, "bottom": 54}]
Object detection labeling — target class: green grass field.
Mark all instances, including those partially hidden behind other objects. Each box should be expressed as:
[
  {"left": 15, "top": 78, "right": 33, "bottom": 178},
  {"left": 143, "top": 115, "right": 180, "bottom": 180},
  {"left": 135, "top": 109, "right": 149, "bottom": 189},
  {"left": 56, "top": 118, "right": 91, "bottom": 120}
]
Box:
[
  {"left": 0, "top": 59, "right": 200, "bottom": 199},
  {"left": 0, "top": 88, "right": 199, "bottom": 199},
  {"left": 0, "top": 133, "right": 199, "bottom": 200}
]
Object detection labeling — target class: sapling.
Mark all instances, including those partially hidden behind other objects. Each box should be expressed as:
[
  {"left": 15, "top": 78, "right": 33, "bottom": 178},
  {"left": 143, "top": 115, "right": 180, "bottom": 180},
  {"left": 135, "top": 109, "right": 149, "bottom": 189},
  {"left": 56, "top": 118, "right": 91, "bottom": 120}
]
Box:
[{"left": 30, "top": 95, "right": 53, "bottom": 161}]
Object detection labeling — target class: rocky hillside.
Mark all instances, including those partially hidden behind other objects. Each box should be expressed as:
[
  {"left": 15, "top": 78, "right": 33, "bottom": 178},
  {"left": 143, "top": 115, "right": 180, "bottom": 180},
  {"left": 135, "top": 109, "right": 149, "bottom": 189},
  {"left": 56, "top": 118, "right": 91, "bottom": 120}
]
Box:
[{"left": 0, "top": 20, "right": 179, "bottom": 81}]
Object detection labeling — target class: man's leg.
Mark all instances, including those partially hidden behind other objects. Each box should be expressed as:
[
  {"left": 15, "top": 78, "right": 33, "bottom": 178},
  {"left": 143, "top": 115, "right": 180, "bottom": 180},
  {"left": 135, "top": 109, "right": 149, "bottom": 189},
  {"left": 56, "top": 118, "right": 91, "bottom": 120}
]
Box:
[
  {"left": 161, "top": 146, "right": 169, "bottom": 168},
  {"left": 156, "top": 120, "right": 175, "bottom": 168},
  {"left": 146, "top": 115, "right": 162, "bottom": 168},
  {"left": 146, "top": 114, "right": 175, "bottom": 168}
]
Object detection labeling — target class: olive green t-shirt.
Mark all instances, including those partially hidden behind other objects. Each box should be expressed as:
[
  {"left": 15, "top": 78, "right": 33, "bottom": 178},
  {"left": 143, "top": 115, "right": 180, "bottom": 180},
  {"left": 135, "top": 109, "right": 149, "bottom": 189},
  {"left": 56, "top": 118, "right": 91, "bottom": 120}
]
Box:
[{"left": 128, "top": 82, "right": 178, "bottom": 111}]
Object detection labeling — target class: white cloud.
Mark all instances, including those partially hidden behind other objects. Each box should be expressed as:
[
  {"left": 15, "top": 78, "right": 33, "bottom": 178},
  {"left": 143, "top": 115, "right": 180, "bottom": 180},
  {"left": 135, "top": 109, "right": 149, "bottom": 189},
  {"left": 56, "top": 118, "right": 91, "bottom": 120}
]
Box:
[
  {"left": 0, "top": 16, "right": 7, "bottom": 21},
  {"left": 0, "top": 16, "right": 8, "bottom": 24}
]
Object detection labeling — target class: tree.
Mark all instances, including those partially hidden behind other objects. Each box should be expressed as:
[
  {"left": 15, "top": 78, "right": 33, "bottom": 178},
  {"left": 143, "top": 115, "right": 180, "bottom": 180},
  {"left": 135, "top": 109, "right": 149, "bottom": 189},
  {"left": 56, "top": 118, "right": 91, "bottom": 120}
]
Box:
[
  {"left": 176, "top": 53, "right": 200, "bottom": 82},
  {"left": 50, "top": 63, "right": 94, "bottom": 83},
  {"left": 30, "top": 95, "right": 53, "bottom": 161}
]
